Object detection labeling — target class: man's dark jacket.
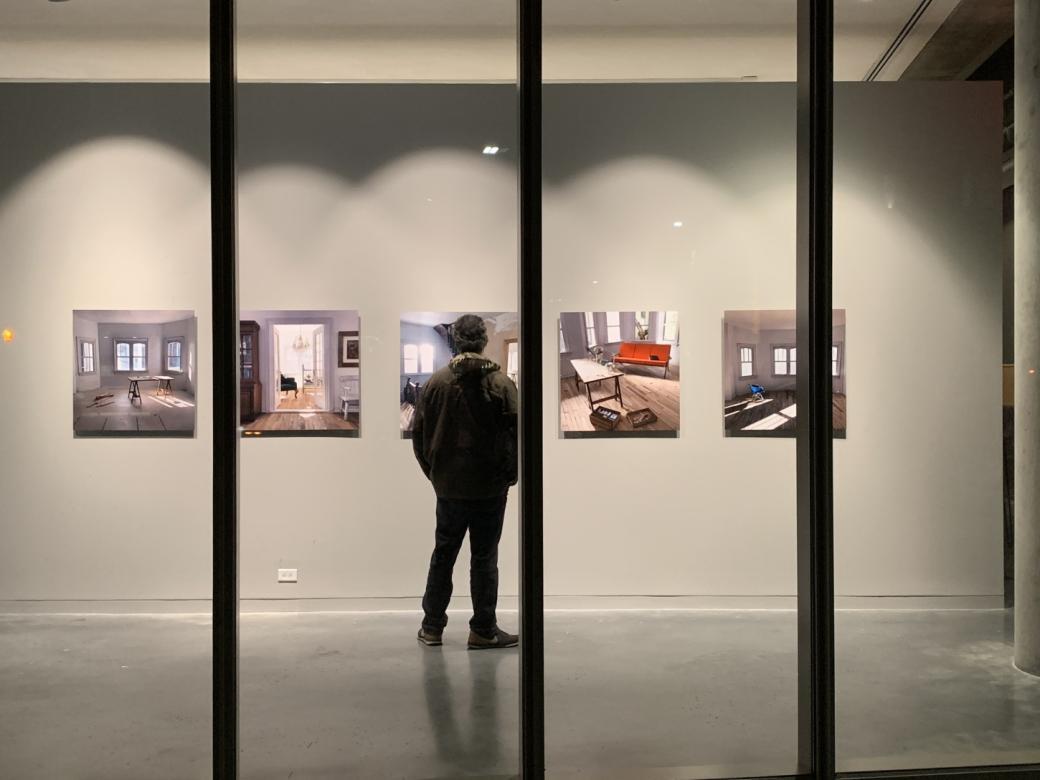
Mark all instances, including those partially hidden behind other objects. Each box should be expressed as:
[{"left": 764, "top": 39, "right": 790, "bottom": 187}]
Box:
[{"left": 412, "top": 353, "right": 518, "bottom": 499}]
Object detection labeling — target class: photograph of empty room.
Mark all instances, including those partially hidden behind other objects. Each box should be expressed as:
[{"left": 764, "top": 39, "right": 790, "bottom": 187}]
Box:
[
  {"left": 722, "top": 309, "right": 847, "bottom": 438},
  {"left": 400, "top": 311, "right": 518, "bottom": 436},
  {"left": 239, "top": 310, "right": 360, "bottom": 437},
  {"left": 72, "top": 310, "right": 197, "bottom": 437},
  {"left": 559, "top": 310, "right": 680, "bottom": 438}
]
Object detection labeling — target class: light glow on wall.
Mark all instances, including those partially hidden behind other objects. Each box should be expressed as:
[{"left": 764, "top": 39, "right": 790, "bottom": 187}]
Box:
[{"left": 1, "top": 328, "right": 13, "bottom": 343}]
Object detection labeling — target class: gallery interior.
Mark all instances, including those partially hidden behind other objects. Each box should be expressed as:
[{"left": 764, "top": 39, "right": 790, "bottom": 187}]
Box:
[{"left": 0, "top": 1, "right": 1038, "bottom": 779}]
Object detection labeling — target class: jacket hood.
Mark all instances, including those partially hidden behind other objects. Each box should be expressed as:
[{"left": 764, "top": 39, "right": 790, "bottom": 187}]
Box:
[{"left": 450, "top": 352, "right": 500, "bottom": 378}]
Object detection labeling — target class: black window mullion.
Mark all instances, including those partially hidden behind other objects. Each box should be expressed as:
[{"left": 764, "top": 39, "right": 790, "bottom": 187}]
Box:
[
  {"left": 518, "top": 0, "right": 544, "bottom": 776},
  {"left": 796, "top": 1, "right": 836, "bottom": 779},
  {"left": 210, "top": 0, "right": 239, "bottom": 778}
]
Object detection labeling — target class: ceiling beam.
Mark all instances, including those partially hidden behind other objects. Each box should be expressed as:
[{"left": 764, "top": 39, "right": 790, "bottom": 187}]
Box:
[{"left": 900, "top": 0, "right": 1013, "bottom": 80}]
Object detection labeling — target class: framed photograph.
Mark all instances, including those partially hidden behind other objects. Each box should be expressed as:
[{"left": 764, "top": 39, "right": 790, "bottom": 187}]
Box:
[
  {"left": 238, "top": 312, "right": 361, "bottom": 438},
  {"left": 338, "top": 330, "right": 360, "bottom": 368},
  {"left": 72, "top": 309, "right": 197, "bottom": 438},
  {"left": 558, "top": 310, "right": 680, "bottom": 439},
  {"left": 399, "top": 311, "right": 518, "bottom": 437},
  {"left": 721, "top": 308, "right": 847, "bottom": 438}
]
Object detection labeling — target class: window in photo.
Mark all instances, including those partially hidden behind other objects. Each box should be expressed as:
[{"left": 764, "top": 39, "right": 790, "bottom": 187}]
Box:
[
  {"left": 78, "top": 339, "right": 96, "bottom": 374},
  {"left": 773, "top": 346, "right": 795, "bottom": 376},
  {"left": 116, "top": 340, "right": 147, "bottom": 372},
  {"left": 739, "top": 345, "right": 754, "bottom": 378},
  {"left": 166, "top": 339, "right": 183, "bottom": 372},
  {"left": 403, "top": 344, "right": 419, "bottom": 374},
  {"left": 419, "top": 344, "right": 435, "bottom": 373},
  {"left": 605, "top": 311, "right": 621, "bottom": 343},
  {"left": 663, "top": 310, "right": 679, "bottom": 343}
]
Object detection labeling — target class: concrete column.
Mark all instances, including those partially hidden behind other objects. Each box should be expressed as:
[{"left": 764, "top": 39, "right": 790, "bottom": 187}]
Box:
[{"left": 1015, "top": 0, "right": 1040, "bottom": 676}]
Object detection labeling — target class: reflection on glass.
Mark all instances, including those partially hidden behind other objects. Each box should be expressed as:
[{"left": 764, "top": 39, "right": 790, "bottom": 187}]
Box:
[
  {"left": 0, "top": 3, "right": 212, "bottom": 776},
  {"left": 833, "top": 3, "right": 1039, "bottom": 773},
  {"left": 544, "top": 1, "right": 799, "bottom": 775},
  {"left": 237, "top": 1, "right": 519, "bottom": 776}
]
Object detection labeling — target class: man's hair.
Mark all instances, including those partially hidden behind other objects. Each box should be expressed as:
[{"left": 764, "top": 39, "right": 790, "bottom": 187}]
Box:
[{"left": 453, "top": 314, "right": 488, "bottom": 354}]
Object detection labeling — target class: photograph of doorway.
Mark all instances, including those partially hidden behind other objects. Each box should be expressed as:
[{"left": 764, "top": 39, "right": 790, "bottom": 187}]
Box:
[
  {"left": 240, "top": 310, "right": 361, "bottom": 437},
  {"left": 272, "top": 323, "right": 327, "bottom": 412}
]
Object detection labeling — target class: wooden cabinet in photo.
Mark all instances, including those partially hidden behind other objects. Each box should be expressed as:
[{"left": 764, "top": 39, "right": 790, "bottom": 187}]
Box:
[{"left": 240, "top": 320, "right": 262, "bottom": 423}]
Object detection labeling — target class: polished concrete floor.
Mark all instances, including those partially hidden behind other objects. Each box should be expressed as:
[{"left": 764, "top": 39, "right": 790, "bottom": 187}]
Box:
[{"left": 2, "top": 610, "right": 1039, "bottom": 779}]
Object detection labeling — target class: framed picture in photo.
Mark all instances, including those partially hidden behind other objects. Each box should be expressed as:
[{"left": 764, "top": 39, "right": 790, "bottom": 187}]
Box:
[{"left": 338, "top": 330, "right": 360, "bottom": 368}]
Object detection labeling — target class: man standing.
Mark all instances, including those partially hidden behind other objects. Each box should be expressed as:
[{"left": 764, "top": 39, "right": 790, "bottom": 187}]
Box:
[{"left": 412, "top": 314, "right": 519, "bottom": 649}]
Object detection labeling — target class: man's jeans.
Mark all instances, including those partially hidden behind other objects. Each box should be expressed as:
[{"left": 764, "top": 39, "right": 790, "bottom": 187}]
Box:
[{"left": 421, "top": 494, "right": 507, "bottom": 637}]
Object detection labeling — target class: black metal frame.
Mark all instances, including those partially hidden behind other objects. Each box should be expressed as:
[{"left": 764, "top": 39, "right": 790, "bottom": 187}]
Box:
[
  {"left": 518, "top": 0, "right": 545, "bottom": 776},
  {"left": 202, "top": 1, "right": 1039, "bottom": 779},
  {"left": 841, "top": 768, "right": 1040, "bottom": 780},
  {"left": 797, "top": 1, "right": 836, "bottom": 778},
  {"left": 211, "top": 1, "right": 239, "bottom": 778}
]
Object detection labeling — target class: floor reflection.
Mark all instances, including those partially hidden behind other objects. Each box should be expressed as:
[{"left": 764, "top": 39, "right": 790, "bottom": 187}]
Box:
[
  {"left": 3, "top": 610, "right": 1038, "bottom": 778},
  {"left": 422, "top": 647, "right": 508, "bottom": 774}
]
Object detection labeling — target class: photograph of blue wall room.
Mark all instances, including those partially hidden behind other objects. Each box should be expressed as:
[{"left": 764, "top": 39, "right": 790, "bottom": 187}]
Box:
[
  {"left": 722, "top": 309, "right": 847, "bottom": 438},
  {"left": 73, "top": 310, "right": 197, "bottom": 437},
  {"left": 559, "top": 310, "right": 680, "bottom": 438},
  {"left": 239, "top": 310, "right": 360, "bottom": 437},
  {"left": 399, "top": 311, "right": 518, "bottom": 437}
]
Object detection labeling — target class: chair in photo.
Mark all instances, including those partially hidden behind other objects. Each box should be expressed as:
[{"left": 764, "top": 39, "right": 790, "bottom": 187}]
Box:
[{"left": 280, "top": 373, "right": 298, "bottom": 398}]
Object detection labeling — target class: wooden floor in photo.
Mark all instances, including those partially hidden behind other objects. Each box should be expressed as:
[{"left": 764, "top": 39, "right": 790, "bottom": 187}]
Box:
[
  {"left": 560, "top": 364, "right": 680, "bottom": 435},
  {"left": 724, "top": 389, "right": 847, "bottom": 437},
  {"left": 275, "top": 387, "right": 323, "bottom": 411},
  {"left": 400, "top": 402, "right": 415, "bottom": 432},
  {"left": 245, "top": 412, "right": 357, "bottom": 432},
  {"left": 73, "top": 386, "right": 196, "bottom": 436}
]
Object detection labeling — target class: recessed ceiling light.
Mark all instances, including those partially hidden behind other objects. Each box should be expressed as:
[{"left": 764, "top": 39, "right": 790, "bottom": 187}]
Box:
[
  {"left": 673, "top": 221, "right": 684, "bottom": 228},
  {"left": 482, "top": 145, "right": 500, "bottom": 155}
]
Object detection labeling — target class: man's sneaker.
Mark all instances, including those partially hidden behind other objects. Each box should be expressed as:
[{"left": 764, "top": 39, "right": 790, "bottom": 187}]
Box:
[
  {"left": 467, "top": 627, "right": 519, "bottom": 650},
  {"left": 417, "top": 628, "right": 443, "bottom": 647}
]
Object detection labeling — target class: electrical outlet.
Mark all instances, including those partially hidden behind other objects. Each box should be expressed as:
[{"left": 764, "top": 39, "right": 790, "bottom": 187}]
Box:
[{"left": 277, "top": 568, "right": 298, "bottom": 583}]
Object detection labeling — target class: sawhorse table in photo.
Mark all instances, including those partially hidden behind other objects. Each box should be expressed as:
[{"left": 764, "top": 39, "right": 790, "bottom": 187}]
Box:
[{"left": 570, "top": 358, "right": 625, "bottom": 409}]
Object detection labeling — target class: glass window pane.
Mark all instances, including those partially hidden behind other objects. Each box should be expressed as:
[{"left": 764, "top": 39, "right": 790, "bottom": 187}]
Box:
[
  {"left": 545, "top": 4, "right": 797, "bottom": 774},
  {"left": 833, "top": 4, "right": 1035, "bottom": 773},
  {"left": 1, "top": 8, "right": 211, "bottom": 777},
  {"left": 237, "top": 2, "right": 519, "bottom": 777}
]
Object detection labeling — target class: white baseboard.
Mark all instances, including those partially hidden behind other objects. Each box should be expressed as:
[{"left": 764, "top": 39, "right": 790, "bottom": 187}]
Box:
[{"left": 0, "top": 593, "right": 1005, "bottom": 615}]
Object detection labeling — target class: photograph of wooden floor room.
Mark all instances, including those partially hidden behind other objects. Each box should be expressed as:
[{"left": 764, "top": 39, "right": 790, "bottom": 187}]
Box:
[
  {"left": 722, "top": 309, "right": 847, "bottom": 438},
  {"left": 239, "top": 310, "right": 360, "bottom": 438},
  {"left": 72, "top": 310, "right": 197, "bottom": 438},
  {"left": 400, "top": 311, "right": 518, "bottom": 436},
  {"left": 558, "top": 310, "right": 680, "bottom": 438}
]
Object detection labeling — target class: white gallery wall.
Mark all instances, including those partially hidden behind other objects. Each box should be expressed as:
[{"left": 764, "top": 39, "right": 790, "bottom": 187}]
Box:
[
  {"left": 0, "top": 86, "right": 212, "bottom": 601},
  {"left": 0, "top": 82, "right": 1002, "bottom": 605}
]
